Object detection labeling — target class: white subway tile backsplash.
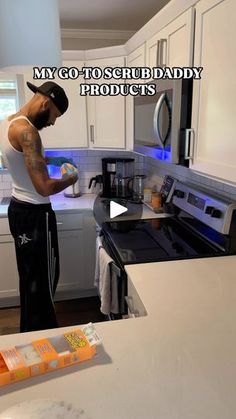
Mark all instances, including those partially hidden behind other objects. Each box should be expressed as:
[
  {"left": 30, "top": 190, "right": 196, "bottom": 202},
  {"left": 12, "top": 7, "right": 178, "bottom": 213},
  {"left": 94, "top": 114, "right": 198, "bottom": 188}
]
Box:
[
  {"left": 1, "top": 148, "right": 236, "bottom": 200},
  {"left": 85, "top": 157, "right": 97, "bottom": 164},
  {"left": 144, "top": 155, "right": 236, "bottom": 201},
  {"left": 95, "top": 157, "right": 103, "bottom": 165},
  {"left": 78, "top": 178, "right": 89, "bottom": 187},
  {"left": 3, "top": 174, "right": 12, "bottom": 182},
  {"left": 87, "top": 151, "right": 103, "bottom": 157},
  {"left": 2, "top": 189, "right": 12, "bottom": 197},
  {"left": 72, "top": 150, "right": 88, "bottom": 157},
  {"left": 4, "top": 183, "right": 12, "bottom": 190}
]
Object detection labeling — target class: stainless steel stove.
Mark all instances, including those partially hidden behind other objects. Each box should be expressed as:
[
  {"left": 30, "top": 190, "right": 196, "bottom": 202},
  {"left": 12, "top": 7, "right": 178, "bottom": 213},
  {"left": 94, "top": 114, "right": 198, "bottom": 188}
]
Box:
[{"left": 101, "top": 181, "right": 236, "bottom": 317}]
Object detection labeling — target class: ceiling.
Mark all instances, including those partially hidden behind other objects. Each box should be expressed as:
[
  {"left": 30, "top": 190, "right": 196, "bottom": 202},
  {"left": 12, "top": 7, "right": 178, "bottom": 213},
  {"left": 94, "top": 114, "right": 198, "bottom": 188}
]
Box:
[{"left": 59, "top": 0, "right": 171, "bottom": 31}]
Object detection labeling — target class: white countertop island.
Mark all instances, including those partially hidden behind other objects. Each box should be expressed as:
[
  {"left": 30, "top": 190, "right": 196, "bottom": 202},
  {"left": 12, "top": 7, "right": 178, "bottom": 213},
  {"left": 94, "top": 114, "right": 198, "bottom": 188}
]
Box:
[{"left": 0, "top": 255, "right": 236, "bottom": 419}]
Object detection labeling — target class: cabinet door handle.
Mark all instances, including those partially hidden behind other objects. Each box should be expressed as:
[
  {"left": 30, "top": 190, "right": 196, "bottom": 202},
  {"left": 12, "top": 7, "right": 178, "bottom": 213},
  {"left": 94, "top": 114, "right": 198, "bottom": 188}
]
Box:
[
  {"left": 125, "top": 296, "right": 140, "bottom": 318},
  {"left": 160, "top": 38, "right": 167, "bottom": 67},
  {"left": 156, "top": 40, "right": 161, "bottom": 67},
  {"left": 184, "top": 128, "right": 195, "bottom": 161},
  {"left": 56, "top": 222, "right": 63, "bottom": 225},
  {"left": 90, "top": 125, "right": 95, "bottom": 143}
]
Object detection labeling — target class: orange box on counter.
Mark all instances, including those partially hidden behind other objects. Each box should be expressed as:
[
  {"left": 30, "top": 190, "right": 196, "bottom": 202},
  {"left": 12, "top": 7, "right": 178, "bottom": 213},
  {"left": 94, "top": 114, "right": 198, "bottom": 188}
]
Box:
[{"left": 0, "top": 324, "right": 100, "bottom": 387}]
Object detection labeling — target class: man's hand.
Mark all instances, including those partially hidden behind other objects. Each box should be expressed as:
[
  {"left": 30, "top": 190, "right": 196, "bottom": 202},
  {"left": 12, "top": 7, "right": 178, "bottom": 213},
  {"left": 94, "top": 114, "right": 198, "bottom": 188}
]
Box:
[
  {"left": 67, "top": 172, "right": 79, "bottom": 185},
  {"left": 46, "top": 156, "right": 76, "bottom": 167}
]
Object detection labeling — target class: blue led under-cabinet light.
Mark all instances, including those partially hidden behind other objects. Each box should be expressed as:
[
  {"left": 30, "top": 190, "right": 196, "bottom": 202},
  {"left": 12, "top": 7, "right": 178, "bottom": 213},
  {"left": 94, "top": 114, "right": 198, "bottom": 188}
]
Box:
[{"left": 149, "top": 145, "right": 172, "bottom": 163}]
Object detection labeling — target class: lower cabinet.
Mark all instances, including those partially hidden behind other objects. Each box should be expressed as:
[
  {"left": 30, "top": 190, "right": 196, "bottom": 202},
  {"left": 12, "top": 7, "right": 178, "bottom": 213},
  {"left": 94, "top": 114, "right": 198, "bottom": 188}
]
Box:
[
  {"left": 55, "top": 210, "right": 97, "bottom": 301},
  {"left": 0, "top": 210, "right": 97, "bottom": 307},
  {"left": 0, "top": 218, "right": 19, "bottom": 308},
  {"left": 56, "top": 229, "right": 85, "bottom": 293},
  {"left": 0, "top": 235, "right": 19, "bottom": 306}
]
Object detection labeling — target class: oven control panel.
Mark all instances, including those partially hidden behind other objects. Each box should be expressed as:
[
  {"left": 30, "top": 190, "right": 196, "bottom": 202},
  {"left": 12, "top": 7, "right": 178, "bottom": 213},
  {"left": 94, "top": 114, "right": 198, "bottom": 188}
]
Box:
[
  {"left": 172, "top": 182, "right": 236, "bottom": 234},
  {"left": 160, "top": 175, "right": 177, "bottom": 203}
]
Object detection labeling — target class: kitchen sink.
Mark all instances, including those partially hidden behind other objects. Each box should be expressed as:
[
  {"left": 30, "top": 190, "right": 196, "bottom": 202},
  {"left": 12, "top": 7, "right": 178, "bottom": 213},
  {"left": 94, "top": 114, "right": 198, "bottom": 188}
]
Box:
[{"left": 0, "top": 197, "right": 11, "bottom": 205}]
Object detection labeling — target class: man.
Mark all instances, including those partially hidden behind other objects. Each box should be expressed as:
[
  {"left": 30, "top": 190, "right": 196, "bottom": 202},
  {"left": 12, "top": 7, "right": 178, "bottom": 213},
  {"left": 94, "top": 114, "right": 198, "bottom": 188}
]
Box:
[{"left": 0, "top": 81, "right": 78, "bottom": 332}]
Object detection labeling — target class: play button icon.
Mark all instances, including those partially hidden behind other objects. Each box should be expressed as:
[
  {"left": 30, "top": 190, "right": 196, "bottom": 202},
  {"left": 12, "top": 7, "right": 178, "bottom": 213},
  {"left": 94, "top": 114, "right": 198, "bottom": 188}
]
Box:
[
  {"left": 93, "top": 195, "right": 143, "bottom": 227},
  {"left": 110, "top": 201, "right": 128, "bottom": 219}
]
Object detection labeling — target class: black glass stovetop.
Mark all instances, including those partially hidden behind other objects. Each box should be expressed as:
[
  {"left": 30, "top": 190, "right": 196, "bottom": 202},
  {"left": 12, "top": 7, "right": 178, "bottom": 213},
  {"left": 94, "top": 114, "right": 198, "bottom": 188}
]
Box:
[{"left": 102, "top": 217, "right": 232, "bottom": 265}]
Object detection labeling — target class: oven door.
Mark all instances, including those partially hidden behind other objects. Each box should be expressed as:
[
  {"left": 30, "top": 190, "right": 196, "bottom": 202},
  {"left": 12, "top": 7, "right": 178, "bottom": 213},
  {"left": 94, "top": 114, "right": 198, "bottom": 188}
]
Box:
[{"left": 134, "top": 79, "right": 190, "bottom": 164}]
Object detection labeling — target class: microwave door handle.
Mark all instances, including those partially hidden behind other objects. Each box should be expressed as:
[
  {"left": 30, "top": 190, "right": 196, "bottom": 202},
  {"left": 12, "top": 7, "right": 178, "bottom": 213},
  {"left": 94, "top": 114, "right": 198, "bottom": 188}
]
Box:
[{"left": 153, "top": 93, "right": 166, "bottom": 148}]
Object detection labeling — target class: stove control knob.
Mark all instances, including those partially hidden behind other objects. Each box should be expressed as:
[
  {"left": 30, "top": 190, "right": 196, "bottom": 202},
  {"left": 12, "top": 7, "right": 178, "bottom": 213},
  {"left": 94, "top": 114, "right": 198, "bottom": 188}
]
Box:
[
  {"left": 205, "top": 206, "right": 214, "bottom": 214},
  {"left": 174, "top": 190, "right": 185, "bottom": 198},
  {"left": 211, "top": 209, "right": 222, "bottom": 218}
]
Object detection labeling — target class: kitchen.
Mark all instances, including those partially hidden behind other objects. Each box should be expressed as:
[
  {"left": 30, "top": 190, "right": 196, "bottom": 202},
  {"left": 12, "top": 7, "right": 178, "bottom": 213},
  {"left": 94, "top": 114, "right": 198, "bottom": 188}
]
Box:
[{"left": 1, "top": 0, "right": 236, "bottom": 417}]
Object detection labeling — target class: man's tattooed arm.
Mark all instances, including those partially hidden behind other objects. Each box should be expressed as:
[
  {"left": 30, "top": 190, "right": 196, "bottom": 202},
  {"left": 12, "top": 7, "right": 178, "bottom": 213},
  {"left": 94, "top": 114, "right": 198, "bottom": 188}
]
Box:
[
  {"left": 19, "top": 127, "right": 77, "bottom": 197},
  {"left": 21, "top": 129, "right": 48, "bottom": 174}
]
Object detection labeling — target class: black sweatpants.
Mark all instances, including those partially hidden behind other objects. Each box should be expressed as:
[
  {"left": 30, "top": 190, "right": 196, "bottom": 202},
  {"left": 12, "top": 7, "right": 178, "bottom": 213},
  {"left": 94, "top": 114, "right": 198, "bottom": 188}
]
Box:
[{"left": 8, "top": 198, "right": 59, "bottom": 332}]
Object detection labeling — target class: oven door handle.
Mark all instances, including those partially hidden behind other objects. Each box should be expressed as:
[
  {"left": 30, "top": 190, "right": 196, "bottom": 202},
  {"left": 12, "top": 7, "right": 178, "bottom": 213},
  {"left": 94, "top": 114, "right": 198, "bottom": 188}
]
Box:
[
  {"left": 153, "top": 93, "right": 171, "bottom": 148},
  {"left": 111, "top": 262, "right": 121, "bottom": 277}
]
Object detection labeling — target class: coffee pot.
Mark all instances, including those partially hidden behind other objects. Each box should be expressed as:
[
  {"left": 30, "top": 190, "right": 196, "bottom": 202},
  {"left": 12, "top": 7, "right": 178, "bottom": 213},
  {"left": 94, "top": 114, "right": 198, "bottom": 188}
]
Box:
[
  {"left": 88, "top": 174, "right": 103, "bottom": 193},
  {"left": 102, "top": 158, "right": 134, "bottom": 198},
  {"left": 128, "top": 174, "right": 146, "bottom": 202}
]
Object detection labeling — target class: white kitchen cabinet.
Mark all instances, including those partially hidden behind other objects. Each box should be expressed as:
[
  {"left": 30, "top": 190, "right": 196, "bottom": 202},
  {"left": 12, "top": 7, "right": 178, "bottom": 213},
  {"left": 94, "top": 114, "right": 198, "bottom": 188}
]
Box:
[
  {"left": 127, "top": 44, "right": 146, "bottom": 69},
  {"left": 86, "top": 56, "right": 126, "bottom": 149},
  {"left": 190, "top": 0, "right": 236, "bottom": 183},
  {"left": 23, "top": 60, "right": 88, "bottom": 149},
  {"left": 146, "top": 26, "right": 167, "bottom": 71},
  {"left": 146, "top": 7, "right": 194, "bottom": 69},
  {"left": 55, "top": 211, "right": 97, "bottom": 300},
  {"left": 57, "top": 229, "right": 85, "bottom": 293},
  {"left": 0, "top": 210, "right": 97, "bottom": 307},
  {"left": 0, "top": 219, "right": 19, "bottom": 307},
  {"left": 126, "top": 44, "right": 145, "bottom": 149}
]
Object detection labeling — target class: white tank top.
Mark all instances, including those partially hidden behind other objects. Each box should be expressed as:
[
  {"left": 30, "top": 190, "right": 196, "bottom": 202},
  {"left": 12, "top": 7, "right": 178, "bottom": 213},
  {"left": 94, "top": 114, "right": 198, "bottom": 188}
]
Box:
[{"left": 0, "top": 116, "right": 50, "bottom": 204}]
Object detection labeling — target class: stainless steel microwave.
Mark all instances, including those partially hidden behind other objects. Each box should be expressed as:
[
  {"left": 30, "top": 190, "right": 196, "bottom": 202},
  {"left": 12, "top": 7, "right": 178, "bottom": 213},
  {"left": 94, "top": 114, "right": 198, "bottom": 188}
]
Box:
[{"left": 134, "top": 79, "right": 192, "bottom": 164}]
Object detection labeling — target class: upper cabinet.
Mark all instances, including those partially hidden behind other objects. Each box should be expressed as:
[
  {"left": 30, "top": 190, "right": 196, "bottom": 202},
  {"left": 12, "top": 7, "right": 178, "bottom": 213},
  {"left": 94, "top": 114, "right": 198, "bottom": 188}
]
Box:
[
  {"left": 190, "top": 0, "right": 236, "bottom": 183},
  {"left": 23, "top": 60, "right": 88, "bottom": 149},
  {"left": 126, "top": 44, "right": 145, "bottom": 150},
  {"left": 86, "top": 56, "right": 125, "bottom": 149},
  {"left": 146, "top": 26, "right": 167, "bottom": 70},
  {"left": 127, "top": 44, "right": 145, "bottom": 68},
  {"left": 146, "top": 8, "right": 194, "bottom": 69}
]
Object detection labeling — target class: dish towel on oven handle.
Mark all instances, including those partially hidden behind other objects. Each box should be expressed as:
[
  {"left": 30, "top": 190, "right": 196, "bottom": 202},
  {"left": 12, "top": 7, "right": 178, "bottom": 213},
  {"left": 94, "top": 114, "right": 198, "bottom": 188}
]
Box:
[{"left": 94, "top": 236, "right": 119, "bottom": 315}]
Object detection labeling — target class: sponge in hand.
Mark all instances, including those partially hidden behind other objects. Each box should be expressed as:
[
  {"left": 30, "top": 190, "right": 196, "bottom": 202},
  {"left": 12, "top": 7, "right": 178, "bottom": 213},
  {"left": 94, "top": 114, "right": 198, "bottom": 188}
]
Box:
[{"left": 60, "top": 163, "right": 78, "bottom": 177}]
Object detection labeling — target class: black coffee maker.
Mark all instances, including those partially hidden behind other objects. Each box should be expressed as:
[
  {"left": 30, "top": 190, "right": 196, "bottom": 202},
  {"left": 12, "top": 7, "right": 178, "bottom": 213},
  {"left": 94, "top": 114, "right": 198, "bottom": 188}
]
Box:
[{"left": 102, "top": 158, "right": 134, "bottom": 198}]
